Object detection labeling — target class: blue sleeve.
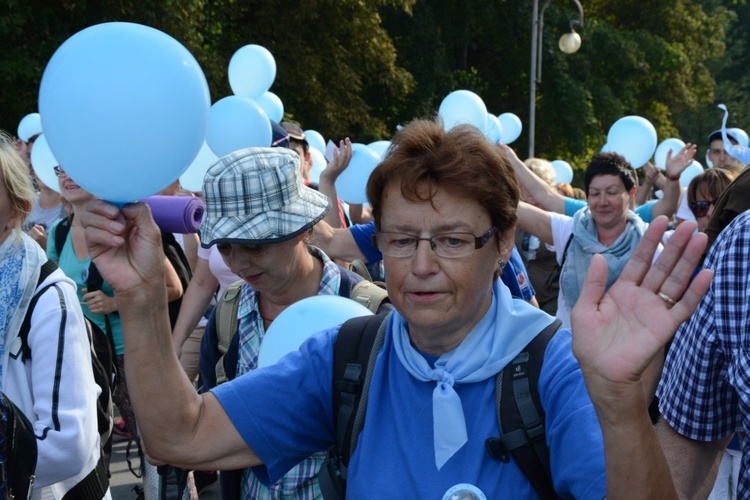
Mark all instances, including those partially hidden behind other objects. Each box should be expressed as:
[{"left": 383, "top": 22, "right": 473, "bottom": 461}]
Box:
[
  {"left": 349, "top": 221, "right": 383, "bottom": 263},
  {"left": 564, "top": 197, "right": 587, "bottom": 217},
  {"left": 539, "top": 329, "right": 606, "bottom": 498},
  {"left": 635, "top": 201, "right": 655, "bottom": 223},
  {"left": 501, "top": 247, "right": 535, "bottom": 301},
  {"left": 211, "top": 327, "right": 338, "bottom": 484}
]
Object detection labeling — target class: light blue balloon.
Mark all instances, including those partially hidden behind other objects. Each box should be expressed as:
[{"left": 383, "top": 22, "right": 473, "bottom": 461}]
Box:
[
  {"left": 653, "top": 138, "right": 686, "bottom": 170},
  {"left": 29, "top": 134, "right": 60, "bottom": 193},
  {"left": 206, "top": 96, "right": 272, "bottom": 157},
  {"left": 497, "top": 113, "right": 522, "bottom": 144},
  {"left": 439, "top": 90, "right": 488, "bottom": 131},
  {"left": 551, "top": 160, "right": 574, "bottom": 184},
  {"left": 680, "top": 160, "right": 704, "bottom": 188},
  {"left": 38, "top": 22, "right": 210, "bottom": 205},
  {"left": 228, "top": 44, "right": 276, "bottom": 100},
  {"left": 305, "top": 129, "right": 326, "bottom": 154},
  {"left": 367, "top": 140, "right": 391, "bottom": 159},
  {"left": 179, "top": 141, "right": 219, "bottom": 192},
  {"left": 17, "top": 113, "right": 42, "bottom": 142},
  {"left": 255, "top": 91, "right": 284, "bottom": 123},
  {"left": 484, "top": 114, "right": 503, "bottom": 144},
  {"left": 606, "top": 116, "right": 657, "bottom": 169},
  {"left": 258, "top": 295, "right": 373, "bottom": 367},
  {"left": 335, "top": 143, "right": 381, "bottom": 204},
  {"left": 729, "top": 128, "right": 749, "bottom": 148},
  {"left": 308, "top": 148, "right": 327, "bottom": 184}
]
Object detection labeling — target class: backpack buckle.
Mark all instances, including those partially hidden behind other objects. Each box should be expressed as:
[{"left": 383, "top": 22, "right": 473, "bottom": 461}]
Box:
[{"left": 485, "top": 437, "right": 511, "bottom": 463}]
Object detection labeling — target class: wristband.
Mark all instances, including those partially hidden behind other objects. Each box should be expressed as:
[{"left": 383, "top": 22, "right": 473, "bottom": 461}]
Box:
[{"left": 666, "top": 172, "right": 680, "bottom": 182}]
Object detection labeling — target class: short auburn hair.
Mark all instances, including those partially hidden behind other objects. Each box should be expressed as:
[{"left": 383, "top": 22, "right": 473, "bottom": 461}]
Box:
[{"left": 366, "top": 120, "right": 519, "bottom": 244}]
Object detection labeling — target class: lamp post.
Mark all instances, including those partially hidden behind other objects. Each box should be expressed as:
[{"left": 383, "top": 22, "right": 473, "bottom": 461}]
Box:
[{"left": 528, "top": 0, "right": 584, "bottom": 158}]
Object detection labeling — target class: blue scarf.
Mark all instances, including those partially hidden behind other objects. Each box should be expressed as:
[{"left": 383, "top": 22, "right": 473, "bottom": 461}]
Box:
[
  {"left": 391, "top": 279, "right": 555, "bottom": 470},
  {"left": 560, "top": 208, "right": 646, "bottom": 309},
  {"left": 0, "top": 231, "right": 45, "bottom": 388}
]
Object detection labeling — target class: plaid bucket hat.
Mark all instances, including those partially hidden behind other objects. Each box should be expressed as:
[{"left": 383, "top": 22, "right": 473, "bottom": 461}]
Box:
[{"left": 200, "top": 147, "right": 331, "bottom": 248}]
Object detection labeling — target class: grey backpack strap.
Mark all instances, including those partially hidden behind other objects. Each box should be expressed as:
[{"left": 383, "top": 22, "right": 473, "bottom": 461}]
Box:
[
  {"left": 486, "top": 319, "right": 561, "bottom": 499},
  {"left": 319, "top": 311, "right": 391, "bottom": 499},
  {"left": 214, "top": 280, "right": 244, "bottom": 385}
]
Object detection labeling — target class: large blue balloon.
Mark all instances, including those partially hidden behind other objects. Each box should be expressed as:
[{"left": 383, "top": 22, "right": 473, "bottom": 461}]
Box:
[
  {"left": 179, "top": 141, "right": 218, "bottom": 192},
  {"left": 497, "top": 113, "right": 522, "bottom": 144},
  {"left": 305, "top": 129, "right": 326, "bottom": 154},
  {"left": 206, "top": 96, "right": 272, "bottom": 157},
  {"left": 258, "top": 295, "right": 373, "bottom": 367},
  {"left": 680, "top": 160, "right": 704, "bottom": 188},
  {"left": 29, "top": 134, "right": 60, "bottom": 193},
  {"left": 729, "top": 128, "right": 749, "bottom": 148},
  {"left": 335, "top": 143, "right": 381, "bottom": 204},
  {"left": 653, "top": 138, "right": 686, "bottom": 170},
  {"left": 551, "top": 160, "right": 574, "bottom": 184},
  {"left": 439, "top": 90, "right": 488, "bottom": 132},
  {"left": 367, "top": 140, "right": 391, "bottom": 159},
  {"left": 17, "top": 113, "right": 42, "bottom": 142},
  {"left": 38, "top": 22, "right": 210, "bottom": 205},
  {"left": 228, "top": 45, "right": 276, "bottom": 100},
  {"left": 255, "top": 91, "right": 284, "bottom": 123},
  {"left": 484, "top": 114, "right": 503, "bottom": 144},
  {"left": 308, "top": 148, "right": 327, "bottom": 184},
  {"left": 606, "top": 116, "right": 657, "bottom": 169}
]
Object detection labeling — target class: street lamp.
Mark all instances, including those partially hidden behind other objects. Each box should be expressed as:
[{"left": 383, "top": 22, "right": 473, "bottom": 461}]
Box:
[{"left": 528, "top": 0, "right": 584, "bottom": 157}]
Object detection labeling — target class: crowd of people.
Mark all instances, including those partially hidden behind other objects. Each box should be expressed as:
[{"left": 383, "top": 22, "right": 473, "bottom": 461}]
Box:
[{"left": 0, "top": 116, "right": 748, "bottom": 499}]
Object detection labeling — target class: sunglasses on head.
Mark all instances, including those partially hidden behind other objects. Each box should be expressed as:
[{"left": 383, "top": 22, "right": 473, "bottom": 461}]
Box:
[{"left": 689, "top": 199, "right": 718, "bottom": 218}]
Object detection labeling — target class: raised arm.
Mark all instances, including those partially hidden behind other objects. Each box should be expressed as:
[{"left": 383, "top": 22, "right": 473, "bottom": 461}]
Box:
[
  {"left": 571, "top": 217, "right": 713, "bottom": 498},
  {"left": 317, "top": 138, "right": 352, "bottom": 229},
  {"left": 310, "top": 219, "right": 368, "bottom": 263},
  {"left": 80, "top": 200, "right": 261, "bottom": 470},
  {"left": 171, "top": 256, "right": 219, "bottom": 357},
  {"left": 498, "top": 144, "right": 566, "bottom": 214},
  {"left": 516, "top": 201, "right": 554, "bottom": 246},
  {"left": 651, "top": 144, "right": 697, "bottom": 220}
]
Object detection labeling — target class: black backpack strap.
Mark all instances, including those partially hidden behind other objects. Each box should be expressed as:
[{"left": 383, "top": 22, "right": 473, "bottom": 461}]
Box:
[
  {"left": 486, "top": 319, "right": 561, "bottom": 500},
  {"left": 53, "top": 216, "right": 71, "bottom": 257},
  {"left": 1, "top": 391, "right": 37, "bottom": 500},
  {"left": 319, "top": 311, "right": 390, "bottom": 500},
  {"left": 17, "top": 261, "right": 60, "bottom": 362}
]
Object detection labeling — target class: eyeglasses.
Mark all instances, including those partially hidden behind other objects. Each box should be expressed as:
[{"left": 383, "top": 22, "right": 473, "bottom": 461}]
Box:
[
  {"left": 53, "top": 166, "right": 66, "bottom": 177},
  {"left": 373, "top": 227, "right": 498, "bottom": 259},
  {"left": 689, "top": 199, "right": 718, "bottom": 218}
]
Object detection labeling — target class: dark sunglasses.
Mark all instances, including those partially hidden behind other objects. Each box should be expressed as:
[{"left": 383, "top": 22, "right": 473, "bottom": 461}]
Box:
[
  {"left": 53, "top": 166, "right": 65, "bottom": 177},
  {"left": 689, "top": 199, "right": 718, "bottom": 218}
]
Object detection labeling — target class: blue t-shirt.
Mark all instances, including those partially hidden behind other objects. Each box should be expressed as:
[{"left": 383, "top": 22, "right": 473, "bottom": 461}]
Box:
[
  {"left": 47, "top": 219, "right": 125, "bottom": 355},
  {"left": 349, "top": 222, "right": 536, "bottom": 301},
  {"left": 564, "top": 197, "right": 655, "bottom": 223},
  {"left": 213, "top": 319, "right": 606, "bottom": 498}
]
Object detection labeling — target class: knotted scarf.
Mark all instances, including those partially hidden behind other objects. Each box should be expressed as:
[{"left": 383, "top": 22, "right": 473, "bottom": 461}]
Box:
[
  {"left": 390, "top": 279, "right": 555, "bottom": 470},
  {"left": 560, "top": 208, "right": 646, "bottom": 309}
]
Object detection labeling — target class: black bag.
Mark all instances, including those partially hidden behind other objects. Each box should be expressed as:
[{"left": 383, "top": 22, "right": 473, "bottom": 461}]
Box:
[
  {"left": 18, "top": 260, "right": 115, "bottom": 481},
  {"left": 0, "top": 391, "right": 37, "bottom": 500}
]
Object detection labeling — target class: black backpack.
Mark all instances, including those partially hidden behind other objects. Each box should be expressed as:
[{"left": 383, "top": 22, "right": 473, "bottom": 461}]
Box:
[
  {"left": 0, "top": 391, "right": 37, "bottom": 500},
  {"left": 53, "top": 216, "right": 192, "bottom": 329},
  {"left": 18, "top": 260, "right": 112, "bottom": 498},
  {"left": 319, "top": 313, "right": 562, "bottom": 500}
]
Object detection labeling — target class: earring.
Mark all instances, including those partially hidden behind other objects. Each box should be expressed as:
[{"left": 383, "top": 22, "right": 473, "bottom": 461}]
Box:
[{"left": 498, "top": 259, "right": 505, "bottom": 270}]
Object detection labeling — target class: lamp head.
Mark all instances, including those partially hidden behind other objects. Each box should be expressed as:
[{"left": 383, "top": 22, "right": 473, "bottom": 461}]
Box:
[{"left": 559, "top": 30, "right": 582, "bottom": 54}]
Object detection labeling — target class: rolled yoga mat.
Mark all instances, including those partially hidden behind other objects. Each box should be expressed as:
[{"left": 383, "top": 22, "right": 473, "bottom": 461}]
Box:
[{"left": 141, "top": 195, "right": 205, "bottom": 234}]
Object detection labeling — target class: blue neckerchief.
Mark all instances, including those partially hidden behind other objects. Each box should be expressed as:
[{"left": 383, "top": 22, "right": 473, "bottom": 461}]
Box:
[{"left": 390, "top": 279, "right": 555, "bottom": 470}]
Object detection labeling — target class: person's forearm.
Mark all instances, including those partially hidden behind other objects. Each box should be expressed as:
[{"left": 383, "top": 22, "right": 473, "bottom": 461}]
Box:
[
  {"left": 635, "top": 181, "right": 654, "bottom": 206},
  {"left": 318, "top": 172, "right": 343, "bottom": 229},
  {"left": 505, "top": 149, "right": 566, "bottom": 214},
  {"left": 117, "top": 285, "right": 207, "bottom": 459},
  {"left": 172, "top": 276, "right": 217, "bottom": 349},
  {"left": 591, "top": 384, "right": 677, "bottom": 499},
  {"left": 651, "top": 179, "right": 681, "bottom": 219}
]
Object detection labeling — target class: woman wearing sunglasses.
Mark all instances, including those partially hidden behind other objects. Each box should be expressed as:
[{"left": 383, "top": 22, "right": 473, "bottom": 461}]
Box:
[{"left": 686, "top": 168, "right": 737, "bottom": 233}]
